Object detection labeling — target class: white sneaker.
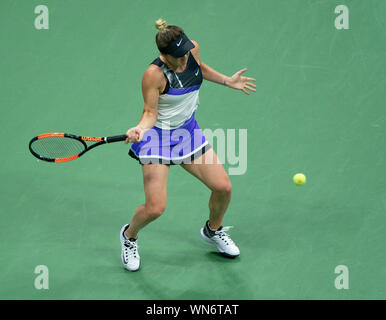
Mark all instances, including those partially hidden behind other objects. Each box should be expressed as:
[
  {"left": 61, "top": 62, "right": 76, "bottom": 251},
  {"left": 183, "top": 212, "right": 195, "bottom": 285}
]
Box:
[
  {"left": 200, "top": 221, "right": 240, "bottom": 258},
  {"left": 120, "top": 224, "right": 140, "bottom": 271}
]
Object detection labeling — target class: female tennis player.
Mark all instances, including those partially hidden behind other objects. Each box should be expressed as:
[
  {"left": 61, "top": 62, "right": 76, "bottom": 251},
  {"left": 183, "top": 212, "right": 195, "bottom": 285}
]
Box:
[{"left": 120, "top": 19, "right": 256, "bottom": 271}]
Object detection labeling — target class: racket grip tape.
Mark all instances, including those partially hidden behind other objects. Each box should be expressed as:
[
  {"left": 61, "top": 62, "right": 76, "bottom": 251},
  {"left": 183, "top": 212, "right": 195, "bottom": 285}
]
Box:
[{"left": 105, "top": 135, "right": 128, "bottom": 143}]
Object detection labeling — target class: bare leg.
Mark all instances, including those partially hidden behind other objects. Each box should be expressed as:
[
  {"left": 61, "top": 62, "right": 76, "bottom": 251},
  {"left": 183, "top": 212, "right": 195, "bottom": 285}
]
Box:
[
  {"left": 125, "top": 164, "right": 169, "bottom": 239},
  {"left": 180, "top": 149, "right": 232, "bottom": 230}
]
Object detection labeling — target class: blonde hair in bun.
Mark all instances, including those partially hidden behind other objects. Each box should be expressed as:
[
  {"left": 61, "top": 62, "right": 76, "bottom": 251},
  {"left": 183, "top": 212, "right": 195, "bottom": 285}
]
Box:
[
  {"left": 154, "top": 19, "right": 184, "bottom": 53},
  {"left": 155, "top": 19, "right": 167, "bottom": 31}
]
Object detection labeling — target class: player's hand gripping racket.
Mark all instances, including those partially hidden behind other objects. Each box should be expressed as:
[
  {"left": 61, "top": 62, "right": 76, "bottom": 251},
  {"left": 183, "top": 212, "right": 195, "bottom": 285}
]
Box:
[{"left": 29, "top": 133, "right": 128, "bottom": 163}]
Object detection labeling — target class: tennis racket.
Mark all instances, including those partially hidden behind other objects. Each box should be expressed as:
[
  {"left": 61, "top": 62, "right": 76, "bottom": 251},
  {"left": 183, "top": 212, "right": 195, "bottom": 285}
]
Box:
[{"left": 29, "top": 133, "right": 128, "bottom": 163}]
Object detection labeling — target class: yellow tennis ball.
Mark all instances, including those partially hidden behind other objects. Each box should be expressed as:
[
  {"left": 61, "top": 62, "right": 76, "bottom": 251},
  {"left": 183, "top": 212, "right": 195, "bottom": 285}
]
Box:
[{"left": 293, "top": 173, "right": 306, "bottom": 186}]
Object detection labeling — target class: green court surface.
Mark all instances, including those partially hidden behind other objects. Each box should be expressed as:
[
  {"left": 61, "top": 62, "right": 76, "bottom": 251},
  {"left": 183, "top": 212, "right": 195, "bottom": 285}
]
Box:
[{"left": 1, "top": 0, "right": 385, "bottom": 300}]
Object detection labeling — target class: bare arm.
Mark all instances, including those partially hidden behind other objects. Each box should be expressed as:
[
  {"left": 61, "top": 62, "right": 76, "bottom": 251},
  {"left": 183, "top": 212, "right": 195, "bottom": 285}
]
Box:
[
  {"left": 125, "top": 66, "right": 163, "bottom": 143},
  {"left": 190, "top": 40, "right": 257, "bottom": 95}
]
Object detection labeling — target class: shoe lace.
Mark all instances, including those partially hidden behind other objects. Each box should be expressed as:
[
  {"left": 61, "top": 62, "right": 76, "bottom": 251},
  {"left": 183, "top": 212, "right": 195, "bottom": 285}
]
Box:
[
  {"left": 124, "top": 240, "right": 138, "bottom": 258},
  {"left": 214, "top": 226, "right": 235, "bottom": 246}
]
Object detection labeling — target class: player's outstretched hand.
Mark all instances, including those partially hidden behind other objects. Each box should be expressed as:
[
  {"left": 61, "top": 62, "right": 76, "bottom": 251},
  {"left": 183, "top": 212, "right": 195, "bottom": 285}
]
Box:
[{"left": 227, "top": 68, "right": 257, "bottom": 95}]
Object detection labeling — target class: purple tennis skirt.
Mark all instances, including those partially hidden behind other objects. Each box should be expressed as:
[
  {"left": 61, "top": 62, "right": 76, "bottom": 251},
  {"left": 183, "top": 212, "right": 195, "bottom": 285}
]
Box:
[{"left": 129, "top": 112, "right": 211, "bottom": 165}]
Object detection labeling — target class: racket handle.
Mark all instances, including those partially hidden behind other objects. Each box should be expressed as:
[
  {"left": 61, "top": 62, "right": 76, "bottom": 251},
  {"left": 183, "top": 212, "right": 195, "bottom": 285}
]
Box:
[{"left": 105, "top": 134, "right": 127, "bottom": 143}]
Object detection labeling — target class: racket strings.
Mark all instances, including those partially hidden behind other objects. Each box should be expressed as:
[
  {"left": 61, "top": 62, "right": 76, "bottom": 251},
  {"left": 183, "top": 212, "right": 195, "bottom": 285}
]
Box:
[{"left": 31, "top": 137, "right": 86, "bottom": 159}]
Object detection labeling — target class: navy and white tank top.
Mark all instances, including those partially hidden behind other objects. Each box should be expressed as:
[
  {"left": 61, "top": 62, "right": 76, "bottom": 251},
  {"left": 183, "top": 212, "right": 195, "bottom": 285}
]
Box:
[{"left": 151, "top": 53, "right": 203, "bottom": 129}]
